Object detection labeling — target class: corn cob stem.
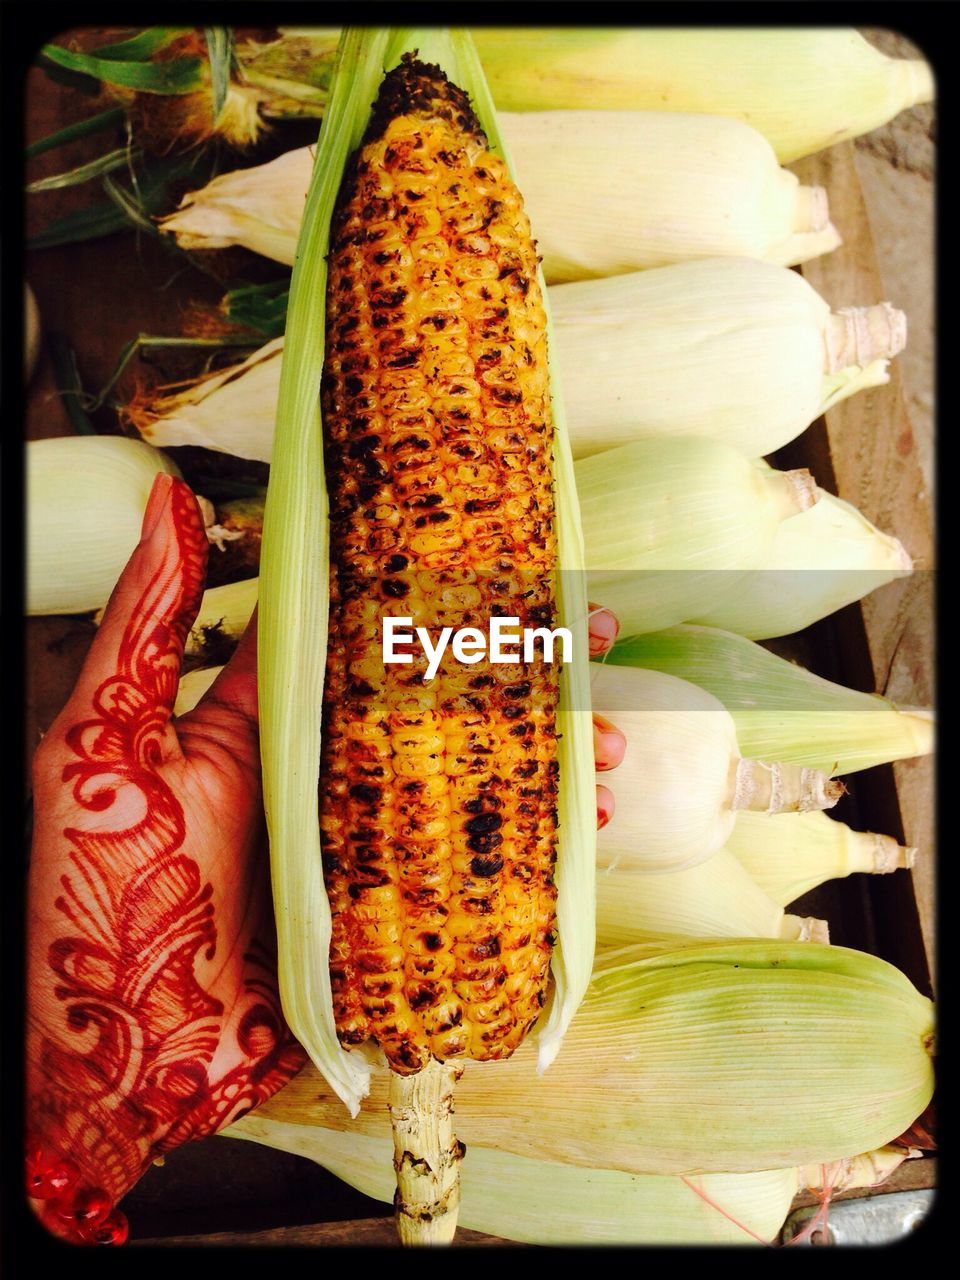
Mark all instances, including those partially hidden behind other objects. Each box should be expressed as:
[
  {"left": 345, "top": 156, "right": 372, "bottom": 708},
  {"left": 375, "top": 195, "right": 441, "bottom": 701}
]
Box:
[
  {"left": 872, "top": 834, "right": 918, "bottom": 873},
  {"left": 782, "top": 916, "right": 830, "bottom": 944},
  {"left": 794, "top": 185, "right": 829, "bottom": 233},
  {"left": 390, "top": 1059, "right": 465, "bottom": 1245},
  {"left": 732, "top": 759, "right": 843, "bottom": 813},
  {"left": 782, "top": 468, "right": 819, "bottom": 513},
  {"left": 825, "top": 303, "right": 907, "bottom": 372}
]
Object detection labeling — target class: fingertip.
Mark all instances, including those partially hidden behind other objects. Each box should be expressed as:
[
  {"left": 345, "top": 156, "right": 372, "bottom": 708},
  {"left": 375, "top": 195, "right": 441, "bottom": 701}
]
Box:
[
  {"left": 596, "top": 784, "right": 615, "bottom": 830},
  {"left": 593, "top": 715, "right": 627, "bottom": 771},
  {"left": 588, "top": 606, "right": 620, "bottom": 657}
]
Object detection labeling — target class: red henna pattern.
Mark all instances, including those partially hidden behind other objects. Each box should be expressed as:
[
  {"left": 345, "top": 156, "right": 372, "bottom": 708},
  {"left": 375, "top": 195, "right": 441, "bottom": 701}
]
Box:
[{"left": 30, "top": 481, "right": 304, "bottom": 1237}]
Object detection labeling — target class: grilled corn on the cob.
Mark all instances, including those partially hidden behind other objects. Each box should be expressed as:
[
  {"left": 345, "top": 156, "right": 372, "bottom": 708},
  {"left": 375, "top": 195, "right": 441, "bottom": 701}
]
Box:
[{"left": 319, "top": 57, "right": 561, "bottom": 1076}]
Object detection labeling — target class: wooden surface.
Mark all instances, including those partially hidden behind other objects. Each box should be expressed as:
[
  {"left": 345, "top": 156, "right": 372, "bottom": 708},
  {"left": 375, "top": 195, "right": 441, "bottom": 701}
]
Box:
[
  {"left": 794, "top": 144, "right": 935, "bottom": 988},
  {"left": 136, "top": 1219, "right": 521, "bottom": 1248}
]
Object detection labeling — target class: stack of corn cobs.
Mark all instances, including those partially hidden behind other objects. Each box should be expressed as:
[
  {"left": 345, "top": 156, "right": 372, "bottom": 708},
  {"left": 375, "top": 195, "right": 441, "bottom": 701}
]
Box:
[{"left": 26, "top": 27, "right": 935, "bottom": 1245}]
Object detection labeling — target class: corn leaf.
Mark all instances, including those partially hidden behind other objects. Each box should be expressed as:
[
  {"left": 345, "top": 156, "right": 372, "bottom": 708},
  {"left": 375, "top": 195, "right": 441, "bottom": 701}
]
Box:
[
  {"left": 223, "top": 279, "right": 290, "bottom": 338},
  {"left": 204, "top": 27, "right": 234, "bottom": 121},
  {"left": 259, "top": 26, "right": 594, "bottom": 1114},
  {"left": 25, "top": 107, "right": 126, "bottom": 159},
  {"left": 28, "top": 151, "right": 211, "bottom": 250},
  {"left": 47, "top": 333, "right": 96, "bottom": 435},
  {"left": 90, "top": 28, "right": 191, "bottom": 62},
  {"left": 39, "top": 41, "right": 204, "bottom": 95},
  {"left": 26, "top": 147, "right": 138, "bottom": 194}
]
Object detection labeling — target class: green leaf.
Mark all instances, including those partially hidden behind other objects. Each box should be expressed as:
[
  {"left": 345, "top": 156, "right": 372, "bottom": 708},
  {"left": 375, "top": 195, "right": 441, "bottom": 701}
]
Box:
[
  {"left": 39, "top": 41, "right": 204, "bottom": 95},
  {"left": 37, "top": 57, "right": 102, "bottom": 96},
  {"left": 26, "top": 106, "right": 126, "bottom": 159},
  {"left": 223, "top": 279, "right": 290, "bottom": 338},
  {"left": 28, "top": 200, "right": 131, "bottom": 249},
  {"left": 93, "top": 334, "right": 254, "bottom": 411},
  {"left": 47, "top": 332, "right": 97, "bottom": 435},
  {"left": 102, "top": 173, "right": 160, "bottom": 236},
  {"left": 204, "top": 27, "right": 234, "bottom": 121},
  {"left": 28, "top": 151, "right": 211, "bottom": 251},
  {"left": 26, "top": 147, "right": 139, "bottom": 194},
  {"left": 90, "top": 27, "right": 190, "bottom": 61}
]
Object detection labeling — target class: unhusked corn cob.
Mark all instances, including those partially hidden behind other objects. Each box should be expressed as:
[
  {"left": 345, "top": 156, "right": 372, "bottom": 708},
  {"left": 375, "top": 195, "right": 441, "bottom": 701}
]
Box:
[{"left": 319, "top": 57, "right": 560, "bottom": 1076}]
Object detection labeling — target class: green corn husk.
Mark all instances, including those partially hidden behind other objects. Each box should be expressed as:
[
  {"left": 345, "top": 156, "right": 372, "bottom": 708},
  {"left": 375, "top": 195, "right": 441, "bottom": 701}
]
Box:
[
  {"left": 690, "top": 484, "right": 913, "bottom": 640},
  {"left": 256, "top": 26, "right": 595, "bottom": 1121},
  {"left": 727, "top": 810, "right": 917, "bottom": 907},
  {"left": 27, "top": 436, "right": 181, "bottom": 615},
  {"left": 577, "top": 437, "right": 820, "bottom": 636},
  {"left": 604, "top": 624, "right": 933, "bottom": 776},
  {"left": 129, "top": 260, "right": 904, "bottom": 464},
  {"left": 248, "top": 938, "right": 934, "bottom": 1177},
  {"left": 224, "top": 1118, "right": 917, "bottom": 1246},
  {"left": 160, "top": 108, "right": 839, "bottom": 278}
]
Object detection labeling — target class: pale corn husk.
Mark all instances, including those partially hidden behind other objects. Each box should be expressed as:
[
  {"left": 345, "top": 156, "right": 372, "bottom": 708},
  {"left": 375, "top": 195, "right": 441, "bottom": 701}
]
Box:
[
  {"left": 138, "top": 262, "right": 903, "bottom": 464},
  {"left": 727, "top": 810, "right": 917, "bottom": 907},
  {"left": 251, "top": 938, "right": 934, "bottom": 1177},
  {"left": 256, "top": 28, "right": 595, "bottom": 1122},
  {"left": 27, "top": 437, "right": 181, "bottom": 616},
  {"left": 605, "top": 624, "right": 934, "bottom": 776},
  {"left": 132, "top": 337, "right": 286, "bottom": 461},
  {"left": 591, "top": 664, "right": 841, "bottom": 873},
  {"left": 161, "top": 148, "right": 311, "bottom": 264},
  {"left": 238, "top": 27, "right": 933, "bottom": 165},
  {"left": 596, "top": 848, "right": 825, "bottom": 946},
  {"left": 161, "top": 108, "right": 840, "bottom": 280},
  {"left": 173, "top": 664, "right": 223, "bottom": 716},
  {"left": 691, "top": 484, "right": 913, "bottom": 639},
  {"left": 503, "top": 110, "right": 840, "bottom": 282},
  {"left": 577, "top": 437, "right": 819, "bottom": 636},
  {"left": 230, "top": 1117, "right": 801, "bottom": 1245},
  {"left": 555, "top": 262, "right": 902, "bottom": 459},
  {"left": 470, "top": 28, "right": 933, "bottom": 164},
  {"left": 799, "top": 1146, "right": 922, "bottom": 1197},
  {"left": 225, "top": 1117, "right": 917, "bottom": 1246}
]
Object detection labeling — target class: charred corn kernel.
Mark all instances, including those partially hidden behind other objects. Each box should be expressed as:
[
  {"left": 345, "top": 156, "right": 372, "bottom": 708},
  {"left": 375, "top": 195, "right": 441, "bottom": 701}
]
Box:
[{"left": 319, "top": 57, "right": 560, "bottom": 1076}]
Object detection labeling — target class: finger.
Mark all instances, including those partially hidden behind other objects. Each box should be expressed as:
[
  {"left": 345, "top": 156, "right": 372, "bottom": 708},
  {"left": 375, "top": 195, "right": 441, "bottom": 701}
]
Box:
[
  {"left": 588, "top": 604, "right": 620, "bottom": 658},
  {"left": 49, "top": 474, "right": 208, "bottom": 764},
  {"left": 597, "top": 784, "right": 615, "bottom": 830},
  {"left": 593, "top": 713, "right": 626, "bottom": 772}
]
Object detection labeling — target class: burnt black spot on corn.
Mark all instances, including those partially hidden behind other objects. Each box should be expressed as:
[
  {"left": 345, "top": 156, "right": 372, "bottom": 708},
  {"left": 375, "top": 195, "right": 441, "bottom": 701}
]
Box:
[{"left": 320, "top": 57, "right": 559, "bottom": 1076}]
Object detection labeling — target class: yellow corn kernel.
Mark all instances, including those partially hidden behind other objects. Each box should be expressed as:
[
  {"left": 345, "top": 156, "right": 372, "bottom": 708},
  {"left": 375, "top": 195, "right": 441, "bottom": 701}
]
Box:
[{"left": 319, "top": 57, "right": 559, "bottom": 1076}]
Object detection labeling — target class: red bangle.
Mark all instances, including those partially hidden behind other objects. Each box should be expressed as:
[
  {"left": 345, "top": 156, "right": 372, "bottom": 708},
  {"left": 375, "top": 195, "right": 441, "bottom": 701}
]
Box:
[{"left": 26, "top": 1143, "right": 129, "bottom": 1246}]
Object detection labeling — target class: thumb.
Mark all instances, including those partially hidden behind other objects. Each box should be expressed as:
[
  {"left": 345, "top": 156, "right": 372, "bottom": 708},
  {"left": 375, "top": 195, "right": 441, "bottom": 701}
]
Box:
[{"left": 48, "top": 474, "right": 208, "bottom": 767}]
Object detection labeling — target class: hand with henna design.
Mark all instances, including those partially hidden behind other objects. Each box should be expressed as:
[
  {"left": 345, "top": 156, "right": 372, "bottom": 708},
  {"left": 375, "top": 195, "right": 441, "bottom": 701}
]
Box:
[
  {"left": 26, "top": 473, "right": 625, "bottom": 1243},
  {"left": 26, "top": 474, "right": 306, "bottom": 1243}
]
